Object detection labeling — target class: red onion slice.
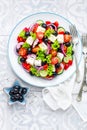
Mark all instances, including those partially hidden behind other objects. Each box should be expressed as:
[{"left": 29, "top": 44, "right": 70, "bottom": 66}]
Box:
[
  {"left": 46, "top": 43, "right": 51, "bottom": 54},
  {"left": 60, "top": 44, "right": 66, "bottom": 56},
  {"left": 16, "top": 42, "right": 24, "bottom": 49},
  {"left": 27, "top": 54, "right": 36, "bottom": 59},
  {"left": 47, "top": 23, "right": 57, "bottom": 31},
  {"left": 37, "top": 66, "right": 44, "bottom": 71},
  {"left": 32, "top": 39, "right": 39, "bottom": 48}
]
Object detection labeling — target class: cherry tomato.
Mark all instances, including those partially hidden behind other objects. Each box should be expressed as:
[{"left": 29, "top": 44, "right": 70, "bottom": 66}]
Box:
[
  {"left": 63, "top": 45, "right": 67, "bottom": 53},
  {"left": 50, "top": 49, "right": 57, "bottom": 57},
  {"left": 64, "top": 34, "right": 71, "bottom": 42},
  {"left": 68, "top": 60, "right": 73, "bottom": 66},
  {"left": 22, "top": 63, "right": 31, "bottom": 71},
  {"left": 46, "top": 21, "right": 51, "bottom": 25},
  {"left": 36, "top": 32, "right": 44, "bottom": 39},
  {"left": 58, "top": 31, "right": 65, "bottom": 34},
  {"left": 19, "top": 48, "right": 27, "bottom": 56},
  {"left": 39, "top": 39, "right": 43, "bottom": 43},
  {"left": 32, "top": 46, "right": 40, "bottom": 53},
  {"left": 54, "top": 21, "right": 59, "bottom": 27},
  {"left": 51, "top": 57, "right": 58, "bottom": 65},
  {"left": 45, "top": 76, "right": 54, "bottom": 80},
  {"left": 43, "top": 64, "right": 48, "bottom": 70},
  {"left": 23, "top": 27, "right": 29, "bottom": 32},
  {"left": 17, "top": 36, "right": 25, "bottom": 43},
  {"left": 64, "top": 63, "right": 69, "bottom": 70},
  {"left": 33, "top": 23, "right": 39, "bottom": 32}
]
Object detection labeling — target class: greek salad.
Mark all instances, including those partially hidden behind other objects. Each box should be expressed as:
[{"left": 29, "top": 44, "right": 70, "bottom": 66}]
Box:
[{"left": 16, "top": 20, "right": 74, "bottom": 79}]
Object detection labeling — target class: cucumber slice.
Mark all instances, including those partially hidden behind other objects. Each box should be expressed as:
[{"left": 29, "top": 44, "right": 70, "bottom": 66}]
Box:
[
  {"left": 18, "top": 56, "right": 22, "bottom": 64},
  {"left": 63, "top": 55, "right": 72, "bottom": 63},
  {"left": 36, "top": 20, "right": 44, "bottom": 25},
  {"left": 40, "top": 70, "right": 48, "bottom": 77},
  {"left": 58, "top": 27, "right": 65, "bottom": 33},
  {"left": 57, "top": 63, "right": 64, "bottom": 75}
]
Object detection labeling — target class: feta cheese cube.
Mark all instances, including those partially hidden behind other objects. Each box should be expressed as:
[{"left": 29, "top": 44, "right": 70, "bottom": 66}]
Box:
[
  {"left": 39, "top": 42, "right": 48, "bottom": 51},
  {"left": 57, "top": 52, "right": 64, "bottom": 60},
  {"left": 26, "top": 36, "right": 34, "bottom": 46},
  {"left": 36, "top": 26, "right": 46, "bottom": 33},
  {"left": 34, "top": 60, "right": 41, "bottom": 66},
  {"left": 26, "top": 57, "right": 35, "bottom": 65},
  {"left": 48, "top": 34, "right": 57, "bottom": 42},
  {"left": 57, "top": 34, "right": 64, "bottom": 43}
]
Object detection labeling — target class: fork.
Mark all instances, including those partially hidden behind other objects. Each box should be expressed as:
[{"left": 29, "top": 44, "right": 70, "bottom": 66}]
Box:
[
  {"left": 76, "top": 34, "right": 87, "bottom": 101},
  {"left": 69, "top": 25, "right": 81, "bottom": 83},
  {"left": 81, "top": 34, "right": 87, "bottom": 92}
]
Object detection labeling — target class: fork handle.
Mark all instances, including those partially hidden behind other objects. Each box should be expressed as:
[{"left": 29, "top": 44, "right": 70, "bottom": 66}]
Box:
[
  {"left": 76, "top": 56, "right": 86, "bottom": 101},
  {"left": 76, "top": 81, "right": 84, "bottom": 101},
  {"left": 74, "top": 48, "right": 81, "bottom": 83},
  {"left": 84, "top": 56, "right": 87, "bottom": 84}
]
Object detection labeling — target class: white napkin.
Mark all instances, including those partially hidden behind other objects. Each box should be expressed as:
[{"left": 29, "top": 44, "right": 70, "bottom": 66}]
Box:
[{"left": 42, "top": 75, "right": 75, "bottom": 110}]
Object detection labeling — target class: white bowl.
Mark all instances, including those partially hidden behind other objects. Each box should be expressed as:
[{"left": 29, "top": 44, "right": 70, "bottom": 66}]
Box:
[{"left": 8, "top": 12, "right": 82, "bottom": 87}]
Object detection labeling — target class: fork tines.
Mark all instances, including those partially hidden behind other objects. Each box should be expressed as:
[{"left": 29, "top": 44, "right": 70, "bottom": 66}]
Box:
[
  {"left": 82, "top": 34, "right": 87, "bottom": 45},
  {"left": 69, "top": 25, "right": 78, "bottom": 37}
]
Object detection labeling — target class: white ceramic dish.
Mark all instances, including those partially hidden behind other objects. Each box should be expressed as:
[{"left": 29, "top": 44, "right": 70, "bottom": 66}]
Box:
[{"left": 8, "top": 12, "right": 82, "bottom": 87}]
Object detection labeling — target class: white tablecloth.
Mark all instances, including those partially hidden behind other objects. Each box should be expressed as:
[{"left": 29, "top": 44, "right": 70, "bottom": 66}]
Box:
[{"left": 0, "top": 0, "right": 87, "bottom": 130}]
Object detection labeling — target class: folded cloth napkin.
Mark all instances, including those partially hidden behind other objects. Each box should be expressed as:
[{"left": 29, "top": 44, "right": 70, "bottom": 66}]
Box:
[
  {"left": 42, "top": 75, "right": 75, "bottom": 110},
  {"left": 42, "top": 56, "right": 84, "bottom": 111}
]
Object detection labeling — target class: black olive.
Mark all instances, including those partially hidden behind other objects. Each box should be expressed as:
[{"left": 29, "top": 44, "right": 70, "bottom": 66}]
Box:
[
  {"left": 72, "top": 50, "right": 74, "bottom": 55},
  {"left": 21, "top": 88, "right": 27, "bottom": 95},
  {"left": 27, "top": 48, "right": 32, "bottom": 54},
  {"left": 19, "top": 95, "right": 24, "bottom": 102},
  {"left": 42, "top": 61, "right": 47, "bottom": 66},
  {"left": 65, "top": 42, "right": 71, "bottom": 47},
  {"left": 55, "top": 63, "right": 60, "bottom": 68},
  {"left": 25, "top": 31, "right": 30, "bottom": 37},
  {"left": 20, "top": 58, "right": 26, "bottom": 62},
  {"left": 9, "top": 89, "right": 14, "bottom": 96},
  {"left": 43, "top": 37, "right": 48, "bottom": 43},
  {"left": 29, "top": 71, "right": 34, "bottom": 76},
  {"left": 10, "top": 96, "right": 16, "bottom": 102},
  {"left": 64, "top": 31, "right": 70, "bottom": 35},
  {"left": 51, "top": 25, "right": 55, "bottom": 30},
  {"left": 42, "top": 23, "right": 47, "bottom": 28},
  {"left": 57, "top": 48, "right": 62, "bottom": 52},
  {"left": 15, "top": 93, "right": 20, "bottom": 100},
  {"left": 52, "top": 72, "right": 57, "bottom": 76},
  {"left": 53, "top": 31, "right": 58, "bottom": 36}
]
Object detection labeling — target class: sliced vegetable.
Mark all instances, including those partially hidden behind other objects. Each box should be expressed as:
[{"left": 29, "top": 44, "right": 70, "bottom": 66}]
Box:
[
  {"left": 63, "top": 55, "right": 72, "bottom": 63},
  {"left": 22, "top": 42, "right": 30, "bottom": 49},
  {"left": 50, "top": 49, "right": 57, "bottom": 57},
  {"left": 36, "top": 32, "right": 44, "bottom": 39},
  {"left": 56, "top": 63, "right": 64, "bottom": 74},
  {"left": 19, "top": 48, "right": 27, "bottom": 56},
  {"left": 40, "top": 70, "right": 48, "bottom": 77},
  {"left": 46, "top": 21, "right": 51, "bottom": 25},
  {"left": 18, "top": 56, "right": 22, "bottom": 64},
  {"left": 36, "top": 20, "right": 44, "bottom": 25},
  {"left": 52, "top": 40, "right": 60, "bottom": 50},
  {"left": 51, "top": 57, "right": 58, "bottom": 65},
  {"left": 32, "top": 46, "right": 40, "bottom": 53},
  {"left": 64, "top": 34, "right": 71, "bottom": 42},
  {"left": 22, "top": 62, "right": 31, "bottom": 71},
  {"left": 54, "top": 21, "right": 59, "bottom": 28},
  {"left": 58, "top": 27, "right": 65, "bottom": 34}
]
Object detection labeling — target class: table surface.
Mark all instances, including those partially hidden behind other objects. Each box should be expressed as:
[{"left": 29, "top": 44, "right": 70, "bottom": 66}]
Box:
[{"left": 0, "top": 0, "right": 87, "bottom": 130}]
